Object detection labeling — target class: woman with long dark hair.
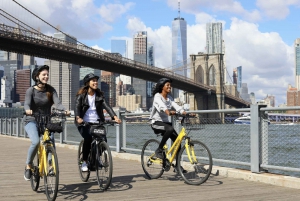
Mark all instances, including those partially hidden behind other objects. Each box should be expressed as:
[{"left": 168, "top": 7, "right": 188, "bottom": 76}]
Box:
[
  {"left": 23, "top": 65, "right": 69, "bottom": 181},
  {"left": 74, "top": 73, "right": 121, "bottom": 171},
  {"left": 149, "top": 78, "right": 187, "bottom": 173}
]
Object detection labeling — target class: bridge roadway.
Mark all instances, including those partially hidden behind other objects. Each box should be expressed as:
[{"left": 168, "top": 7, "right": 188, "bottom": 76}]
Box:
[
  {"left": 1, "top": 135, "right": 300, "bottom": 200},
  {"left": 0, "top": 24, "right": 249, "bottom": 107}
]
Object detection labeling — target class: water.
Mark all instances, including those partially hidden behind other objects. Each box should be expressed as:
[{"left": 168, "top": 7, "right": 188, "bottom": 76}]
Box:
[{"left": 60, "top": 122, "right": 300, "bottom": 177}]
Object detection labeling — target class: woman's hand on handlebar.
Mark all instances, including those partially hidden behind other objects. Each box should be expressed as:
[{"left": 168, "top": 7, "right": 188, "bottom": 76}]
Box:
[
  {"left": 113, "top": 116, "right": 122, "bottom": 124},
  {"left": 25, "top": 110, "right": 32, "bottom": 115}
]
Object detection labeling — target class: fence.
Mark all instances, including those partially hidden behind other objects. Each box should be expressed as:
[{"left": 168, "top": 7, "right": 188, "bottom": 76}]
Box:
[{"left": 2, "top": 105, "right": 300, "bottom": 177}]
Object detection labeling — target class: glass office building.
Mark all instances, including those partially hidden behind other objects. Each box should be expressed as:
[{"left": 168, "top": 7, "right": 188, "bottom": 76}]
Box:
[
  {"left": 111, "top": 40, "right": 127, "bottom": 58},
  {"left": 206, "top": 22, "right": 223, "bottom": 54}
]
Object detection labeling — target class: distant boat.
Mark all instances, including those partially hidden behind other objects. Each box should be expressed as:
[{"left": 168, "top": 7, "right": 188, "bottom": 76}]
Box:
[
  {"left": 234, "top": 116, "right": 270, "bottom": 125},
  {"left": 234, "top": 116, "right": 251, "bottom": 124}
]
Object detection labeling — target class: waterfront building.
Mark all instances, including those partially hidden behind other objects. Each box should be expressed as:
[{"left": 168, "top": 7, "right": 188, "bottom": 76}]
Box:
[
  {"left": 286, "top": 84, "right": 300, "bottom": 114},
  {"left": 117, "top": 94, "right": 142, "bottom": 112},
  {"left": 0, "top": 76, "right": 12, "bottom": 107},
  {"left": 15, "top": 69, "right": 31, "bottom": 104},
  {"left": 295, "top": 38, "right": 300, "bottom": 90},
  {"left": 263, "top": 94, "right": 275, "bottom": 107},
  {"left": 101, "top": 71, "right": 117, "bottom": 107}
]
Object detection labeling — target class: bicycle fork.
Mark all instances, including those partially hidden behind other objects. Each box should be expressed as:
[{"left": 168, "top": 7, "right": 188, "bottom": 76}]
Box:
[{"left": 184, "top": 138, "right": 197, "bottom": 164}]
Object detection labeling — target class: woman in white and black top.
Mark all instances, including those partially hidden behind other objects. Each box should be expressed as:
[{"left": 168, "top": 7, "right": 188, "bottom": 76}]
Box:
[
  {"left": 23, "top": 65, "right": 69, "bottom": 181},
  {"left": 149, "top": 78, "right": 187, "bottom": 164},
  {"left": 74, "top": 73, "right": 121, "bottom": 172}
]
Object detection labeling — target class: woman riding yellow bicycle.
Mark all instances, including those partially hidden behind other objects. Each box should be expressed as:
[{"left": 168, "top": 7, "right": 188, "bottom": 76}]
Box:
[{"left": 149, "top": 78, "right": 187, "bottom": 173}]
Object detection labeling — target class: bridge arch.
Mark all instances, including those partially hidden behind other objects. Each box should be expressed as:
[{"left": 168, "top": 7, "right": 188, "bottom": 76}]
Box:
[
  {"left": 195, "top": 65, "right": 204, "bottom": 84},
  {"left": 208, "top": 64, "right": 216, "bottom": 86}
]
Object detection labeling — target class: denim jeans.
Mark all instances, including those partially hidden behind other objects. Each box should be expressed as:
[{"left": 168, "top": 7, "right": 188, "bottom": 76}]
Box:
[{"left": 25, "top": 121, "right": 55, "bottom": 165}]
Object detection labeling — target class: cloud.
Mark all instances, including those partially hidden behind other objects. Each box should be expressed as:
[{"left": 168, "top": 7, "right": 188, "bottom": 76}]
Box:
[
  {"left": 256, "top": 0, "right": 300, "bottom": 19},
  {"left": 167, "top": 0, "right": 261, "bottom": 22},
  {"left": 2, "top": 0, "right": 134, "bottom": 40},
  {"left": 125, "top": 16, "right": 293, "bottom": 105},
  {"left": 224, "top": 18, "right": 294, "bottom": 103},
  {"left": 98, "top": 2, "right": 135, "bottom": 23}
]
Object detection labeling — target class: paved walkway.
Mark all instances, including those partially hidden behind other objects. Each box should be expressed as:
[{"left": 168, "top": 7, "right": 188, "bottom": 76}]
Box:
[{"left": 1, "top": 135, "right": 300, "bottom": 201}]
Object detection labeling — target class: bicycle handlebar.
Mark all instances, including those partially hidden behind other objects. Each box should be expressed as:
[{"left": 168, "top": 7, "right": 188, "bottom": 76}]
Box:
[{"left": 79, "top": 120, "right": 118, "bottom": 127}]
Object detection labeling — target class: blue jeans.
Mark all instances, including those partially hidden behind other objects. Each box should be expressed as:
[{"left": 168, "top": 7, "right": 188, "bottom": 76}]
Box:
[{"left": 25, "top": 121, "right": 55, "bottom": 165}]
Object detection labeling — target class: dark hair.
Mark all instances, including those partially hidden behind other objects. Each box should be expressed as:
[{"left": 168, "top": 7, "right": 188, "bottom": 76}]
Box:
[
  {"left": 152, "top": 78, "right": 172, "bottom": 97},
  {"left": 76, "top": 81, "right": 103, "bottom": 96}
]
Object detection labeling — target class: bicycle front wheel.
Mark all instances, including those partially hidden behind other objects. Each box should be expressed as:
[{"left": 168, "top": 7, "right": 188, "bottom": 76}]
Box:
[
  {"left": 141, "top": 139, "right": 164, "bottom": 179},
  {"left": 30, "top": 151, "right": 40, "bottom": 191},
  {"left": 44, "top": 146, "right": 59, "bottom": 201},
  {"left": 177, "top": 140, "right": 212, "bottom": 185},
  {"left": 78, "top": 140, "right": 90, "bottom": 182},
  {"left": 96, "top": 141, "right": 113, "bottom": 191}
]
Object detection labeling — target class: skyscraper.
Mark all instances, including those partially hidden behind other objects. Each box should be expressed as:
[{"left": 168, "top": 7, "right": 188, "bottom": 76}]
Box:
[
  {"left": 133, "top": 31, "right": 148, "bottom": 109},
  {"left": 206, "top": 22, "right": 223, "bottom": 54},
  {"left": 236, "top": 66, "right": 242, "bottom": 93},
  {"left": 172, "top": 0, "right": 187, "bottom": 98},
  {"left": 45, "top": 32, "right": 80, "bottom": 111},
  {"left": 111, "top": 40, "right": 127, "bottom": 58},
  {"left": 295, "top": 38, "right": 300, "bottom": 90}
]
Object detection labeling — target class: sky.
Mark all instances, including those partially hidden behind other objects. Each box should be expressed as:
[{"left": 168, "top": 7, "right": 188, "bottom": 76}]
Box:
[{"left": 2, "top": 0, "right": 300, "bottom": 106}]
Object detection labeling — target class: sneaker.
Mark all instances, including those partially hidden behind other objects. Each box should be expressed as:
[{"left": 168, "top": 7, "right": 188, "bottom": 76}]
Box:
[
  {"left": 154, "top": 148, "right": 164, "bottom": 159},
  {"left": 24, "top": 167, "right": 32, "bottom": 181},
  {"left": 174, "top": 166, "right": 187, "bottom": 174},
  {"left": 81, "top": 161, "right": 88, "bottom": 172}
]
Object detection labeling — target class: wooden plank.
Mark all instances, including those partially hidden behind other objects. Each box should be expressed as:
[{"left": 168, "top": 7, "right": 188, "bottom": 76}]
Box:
[{"left": 1, "top": 135, "right": 300, "bottom": 201}]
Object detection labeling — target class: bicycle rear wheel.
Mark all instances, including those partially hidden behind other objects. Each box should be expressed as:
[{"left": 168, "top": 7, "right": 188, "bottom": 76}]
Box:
[
  {"left": 96, "top": 141, "right": 113, "bottom": 191},
  {"left": 30, "top": 151, "right": 40, "bottom": 191},
  {"left": 78, "top": 140, "right": 90, "bottom": 182},
  {"left": 141, "top": 139, "right": 164, "bottom": 179},
  {"left": 44, "top": 146, "right": 59, "bottom": 201},
  {"left": 177, "top": 140, "right": 212, "bottom": 185}
]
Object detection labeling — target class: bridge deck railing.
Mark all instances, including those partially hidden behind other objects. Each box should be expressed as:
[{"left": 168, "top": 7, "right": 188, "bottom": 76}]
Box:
[{"left": 1, "top": 105, "right": 300, "bottom": 178}]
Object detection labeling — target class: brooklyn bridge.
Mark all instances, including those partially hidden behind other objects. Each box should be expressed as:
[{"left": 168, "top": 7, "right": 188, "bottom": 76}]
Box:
[{"left": 0, "top": 0, "right": 250, "bottom": 109}]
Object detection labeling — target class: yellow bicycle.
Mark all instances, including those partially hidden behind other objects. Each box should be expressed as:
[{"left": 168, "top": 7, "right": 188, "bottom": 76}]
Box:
[
  {"left": 29, "top": 109, "right": 66, "bottom": 201},
  {"left": 141, "top": 114, "right": 213, "bottom": 185}
]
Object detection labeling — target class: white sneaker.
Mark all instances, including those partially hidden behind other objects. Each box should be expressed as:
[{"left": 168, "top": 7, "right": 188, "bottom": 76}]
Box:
[{"left": 81, "top": 161, "right": 88, "bottom": 172}]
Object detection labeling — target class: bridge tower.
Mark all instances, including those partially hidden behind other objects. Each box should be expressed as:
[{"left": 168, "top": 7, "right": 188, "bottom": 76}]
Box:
[{"left": 189, "top": 53, "right": 225, "bottom": 117}]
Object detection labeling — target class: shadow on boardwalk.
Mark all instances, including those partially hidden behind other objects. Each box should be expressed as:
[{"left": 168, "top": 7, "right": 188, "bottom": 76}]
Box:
[{"left": 1, "top": 135, "right": 300, "bottom": 201}]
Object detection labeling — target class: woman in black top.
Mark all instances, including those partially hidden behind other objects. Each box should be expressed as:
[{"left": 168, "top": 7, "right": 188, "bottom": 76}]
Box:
[
  {"left": 23, "top": 65, "right": 69, "bottom": 181},
  {"left": 74, "top": 73, "right": 121, "bottom": 171}
]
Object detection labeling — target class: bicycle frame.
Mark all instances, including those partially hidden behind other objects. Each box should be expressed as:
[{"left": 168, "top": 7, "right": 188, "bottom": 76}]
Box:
[
  {"left": 37, "top": 128, "right": 55, "bottom": 177},
  {"left": 150, "top": 126, "right": 198, "bottom": 165}
]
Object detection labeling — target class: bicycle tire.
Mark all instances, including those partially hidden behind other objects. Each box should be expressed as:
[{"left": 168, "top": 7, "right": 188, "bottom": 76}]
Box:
[
  {"left": 30, "top": 151, "right": 40, "bottom": 191},
  {"left": 141, "top": 139, "right": 164, "bottom": 179},
  {"left": 78, "top": 140, "right": 90, "bottom": 182},
  {"left": 177, "top": 140, "right": 212, "bottom": 185},
  {"left": 44, "top": 146, "right": 59, "bottom": 201},
  {"left": 96, "top": 141, "right": 113, "bottom": 191}
]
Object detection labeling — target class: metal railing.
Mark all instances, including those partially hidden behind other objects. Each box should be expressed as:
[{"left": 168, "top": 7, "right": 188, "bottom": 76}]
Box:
[{"left": 2, "top": 106, "right": 300, "bottom": 177}]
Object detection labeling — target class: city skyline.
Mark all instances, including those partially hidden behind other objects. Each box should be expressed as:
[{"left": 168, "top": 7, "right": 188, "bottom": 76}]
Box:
[{"left": 2, "top": 0, "right": 300, "bottom": 106}]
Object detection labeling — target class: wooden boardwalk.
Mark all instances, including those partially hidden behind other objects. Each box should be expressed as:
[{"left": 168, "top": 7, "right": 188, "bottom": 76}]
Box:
[{"left": 1, "top": 135, "right": 300, "bottom": 201}]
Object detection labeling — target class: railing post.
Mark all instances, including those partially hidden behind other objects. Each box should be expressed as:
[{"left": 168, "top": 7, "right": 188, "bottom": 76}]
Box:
[
  {"left": 115, "top": 109, "right": 121, "bottom": 153},
  {"left": 10, "top": 118, "right": 13, "bottom": 136},
  {"left": 16, "top": 118, "right": 19, "bottom": 137},
  {"left": 250, "top": 104, "right": 260, "bottom": 173},
  {"left": 120, "top": 111, "right": 126, "bottom": 150},
  {"left": 250, "top": 104, "right": 267, "bottom": 173}
]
